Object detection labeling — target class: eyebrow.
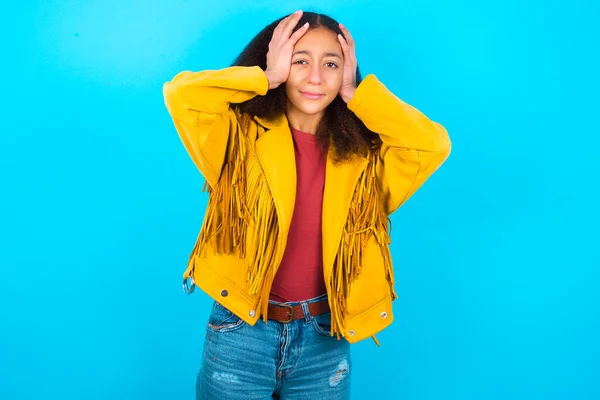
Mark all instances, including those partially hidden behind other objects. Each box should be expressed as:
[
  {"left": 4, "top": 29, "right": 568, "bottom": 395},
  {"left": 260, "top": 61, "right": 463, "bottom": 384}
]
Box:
[{"left": 292, "top": 50, "right": 342, "bottom": 59}]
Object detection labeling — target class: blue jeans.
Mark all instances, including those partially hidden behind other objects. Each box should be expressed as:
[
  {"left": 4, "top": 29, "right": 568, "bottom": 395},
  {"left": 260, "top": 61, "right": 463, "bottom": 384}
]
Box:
[{"left": 196, "top": 294, "right": 352, "bottom": 399}]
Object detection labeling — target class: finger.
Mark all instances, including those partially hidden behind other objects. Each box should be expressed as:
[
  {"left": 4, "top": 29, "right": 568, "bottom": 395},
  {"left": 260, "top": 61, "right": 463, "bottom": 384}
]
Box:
[
  {"left": 283, "top": 10, "right": 304, "bottom": 37},
  {"left": 274, "top": 14, "right": 294, "bottom": 36},
  {"left": 289, "top": 22, "right": 310, "bottom": 44},
  {"left": 279, "top": 10, "right": 302, "bottom": 34},
  {"left": 338, "top": 32, "right": 357, "bottom": 68},
  {"left": 339, "top": 24, "right": 355, "bottom": 47},
  {"left": 274, "top": 11, "right": 300, "bottom": 38},
  {"left": 337, "top": 33, "right": 350, "bottom": 58}
]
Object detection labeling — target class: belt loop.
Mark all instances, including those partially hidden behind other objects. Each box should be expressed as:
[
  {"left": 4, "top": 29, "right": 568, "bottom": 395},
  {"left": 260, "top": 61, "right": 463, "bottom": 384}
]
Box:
[{"left": 300, "top": 302, "right": 311, "bottom": 323}]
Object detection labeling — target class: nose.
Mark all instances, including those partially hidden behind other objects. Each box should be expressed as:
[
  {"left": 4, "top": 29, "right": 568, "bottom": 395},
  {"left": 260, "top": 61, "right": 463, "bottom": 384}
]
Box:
[{"left": 307, "top": 64, "right": 322, "bottom": 84}]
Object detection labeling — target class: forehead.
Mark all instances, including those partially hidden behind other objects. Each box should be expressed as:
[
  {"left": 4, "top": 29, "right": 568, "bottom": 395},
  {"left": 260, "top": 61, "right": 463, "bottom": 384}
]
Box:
[{"left": 293, "top": 27, "right": 341, "bottom": 53}]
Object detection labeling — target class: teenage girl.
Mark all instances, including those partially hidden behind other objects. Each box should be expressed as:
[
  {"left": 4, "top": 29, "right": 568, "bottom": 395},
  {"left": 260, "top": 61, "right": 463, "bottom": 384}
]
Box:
[{"left": 164, "top": 10, "right": 451, "bottom": 400}]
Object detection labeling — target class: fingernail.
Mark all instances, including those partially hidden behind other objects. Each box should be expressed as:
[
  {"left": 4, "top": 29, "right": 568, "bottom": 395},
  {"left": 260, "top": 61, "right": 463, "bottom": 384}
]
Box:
[{"left": 295, "top": 10, "right": 302, "bottom": 14}]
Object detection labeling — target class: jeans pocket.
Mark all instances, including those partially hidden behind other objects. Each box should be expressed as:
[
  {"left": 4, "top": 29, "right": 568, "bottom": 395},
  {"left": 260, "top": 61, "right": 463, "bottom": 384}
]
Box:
[
  {"left": 311, "top": 312, "right": 333, "bottom": 337},
  {"left": 207, "top": 301, "right": 246, "bottom": 333}
]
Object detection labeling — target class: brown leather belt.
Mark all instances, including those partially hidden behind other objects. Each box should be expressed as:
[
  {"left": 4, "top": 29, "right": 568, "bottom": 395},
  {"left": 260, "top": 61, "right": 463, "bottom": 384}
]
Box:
[{"left": 267, "top": 298, "right": 330, "bottom": 323}]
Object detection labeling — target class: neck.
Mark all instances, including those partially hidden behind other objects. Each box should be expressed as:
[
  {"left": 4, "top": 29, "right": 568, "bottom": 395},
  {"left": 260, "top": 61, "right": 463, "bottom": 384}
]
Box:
[{"left": 285, "top": 103, "right": 325, "bottom": 135}]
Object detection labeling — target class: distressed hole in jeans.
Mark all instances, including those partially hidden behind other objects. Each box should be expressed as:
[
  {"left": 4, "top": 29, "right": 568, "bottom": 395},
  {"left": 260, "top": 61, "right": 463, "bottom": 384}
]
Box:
[
  {"left": 329, "top": 358, "right": 349, "bottom": 387},
  {"left": 212, "top": 372, "right": 240, "bottom": 384}
]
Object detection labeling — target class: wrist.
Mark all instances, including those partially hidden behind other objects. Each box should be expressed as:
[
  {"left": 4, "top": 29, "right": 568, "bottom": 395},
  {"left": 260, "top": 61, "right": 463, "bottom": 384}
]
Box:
[
  {"left": 264, "top": 69, "right": 282, "bottom": 90},
  {"left": 340, "top": 87, "right": 356, "bottom": 103}
]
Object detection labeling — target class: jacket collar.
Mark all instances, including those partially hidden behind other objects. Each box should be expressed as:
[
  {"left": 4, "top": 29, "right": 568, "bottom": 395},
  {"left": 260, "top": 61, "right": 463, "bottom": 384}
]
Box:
[{"left": 253, "top": 114, "right": 287, "bottom": 131}]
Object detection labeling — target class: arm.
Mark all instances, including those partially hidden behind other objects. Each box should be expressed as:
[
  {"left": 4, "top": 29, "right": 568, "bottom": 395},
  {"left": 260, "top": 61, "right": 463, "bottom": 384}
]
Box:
[
  {"left": 163, "top": 12, "right": 310, "bottom": 186},
  {"left": 162, "top": 66, "right": 269, "bottom": 186},
  {"left": 347, "top": 74, "right": 452, "bottom": 214}
]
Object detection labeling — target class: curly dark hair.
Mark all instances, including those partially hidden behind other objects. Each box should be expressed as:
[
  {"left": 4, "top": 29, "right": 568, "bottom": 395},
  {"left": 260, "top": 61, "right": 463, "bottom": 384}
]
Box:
[{"left": 231, "top": 11, "right": 378, "bottom": 162}]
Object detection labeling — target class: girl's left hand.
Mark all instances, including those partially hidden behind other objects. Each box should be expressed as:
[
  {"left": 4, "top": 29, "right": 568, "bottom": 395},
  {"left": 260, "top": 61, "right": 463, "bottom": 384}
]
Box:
[{"left": 337, "top": 24, "right": 358, "bottom": 103}]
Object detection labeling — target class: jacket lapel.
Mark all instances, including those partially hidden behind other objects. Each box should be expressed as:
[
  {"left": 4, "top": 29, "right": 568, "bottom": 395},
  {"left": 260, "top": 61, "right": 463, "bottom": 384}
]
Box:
[
  {"left": 322, "top": 148, "right": 368, "bottom": 284},
  {"left": 253, "top": 114, "right": 369, "bottom": 283},
  {"left": 253, "top": 115, "right": 297, "bottom": 240}
]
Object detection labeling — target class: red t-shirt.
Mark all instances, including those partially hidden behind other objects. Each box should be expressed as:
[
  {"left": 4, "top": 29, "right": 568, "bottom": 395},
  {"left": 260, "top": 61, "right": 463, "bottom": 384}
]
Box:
[{"left": 269, "top": 126, "right": 328, "bottom": 302}]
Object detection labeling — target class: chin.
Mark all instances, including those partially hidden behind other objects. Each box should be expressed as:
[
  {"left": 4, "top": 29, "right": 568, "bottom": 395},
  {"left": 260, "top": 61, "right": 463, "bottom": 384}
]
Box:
[{"left": 297, "top": 105, "right": 328, "bottom": 115}]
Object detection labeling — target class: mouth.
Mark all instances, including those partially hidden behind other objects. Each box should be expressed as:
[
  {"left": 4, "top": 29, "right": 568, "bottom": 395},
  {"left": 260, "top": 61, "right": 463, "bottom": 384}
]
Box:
[{"left": 300, "top": 91, "right": 325, "bottom": 100}]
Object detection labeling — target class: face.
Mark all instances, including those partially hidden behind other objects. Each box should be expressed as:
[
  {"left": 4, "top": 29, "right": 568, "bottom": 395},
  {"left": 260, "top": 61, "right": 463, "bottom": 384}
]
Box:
[{"left": 285, "top": 27, "right": 344, "bottom": 118}]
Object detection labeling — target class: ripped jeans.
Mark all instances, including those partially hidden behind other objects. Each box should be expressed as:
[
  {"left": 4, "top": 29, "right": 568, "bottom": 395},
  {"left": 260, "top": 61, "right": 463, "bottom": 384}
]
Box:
[{"left": 196, "top": 294, "right": 351, "bottom": 400}]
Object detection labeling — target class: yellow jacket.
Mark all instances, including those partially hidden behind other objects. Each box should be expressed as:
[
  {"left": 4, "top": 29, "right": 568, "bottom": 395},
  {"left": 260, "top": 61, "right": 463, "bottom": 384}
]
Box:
[{"left": 163, "top": 66, "right": 451, "bottom": 344}]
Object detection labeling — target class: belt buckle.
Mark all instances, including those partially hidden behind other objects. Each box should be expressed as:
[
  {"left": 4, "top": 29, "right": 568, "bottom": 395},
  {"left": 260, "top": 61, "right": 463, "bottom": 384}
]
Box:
[{"left": 279, "top": 303, "right": 295, "bottom": 324}]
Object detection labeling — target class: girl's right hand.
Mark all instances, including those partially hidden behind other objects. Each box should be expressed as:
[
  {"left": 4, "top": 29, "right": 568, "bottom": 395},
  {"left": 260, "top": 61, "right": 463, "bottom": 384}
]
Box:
[{"left": 265, "top": 10, "right": 310, "bottom": 90}]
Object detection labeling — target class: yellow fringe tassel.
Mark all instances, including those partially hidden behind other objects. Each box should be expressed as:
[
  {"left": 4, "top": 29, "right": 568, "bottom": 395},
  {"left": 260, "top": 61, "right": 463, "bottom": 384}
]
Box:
[
  {"left": 329, "top": 149, "right": 398, "bottom": 338},
  {"left": 184, "top": 112, "right": 280, "bottom": 320},
  {"left": 372, "top": 335, "right": 381, "bottom": 346},
  {"left": 184, "top": 120, "right": 396, "bottom": 335}
]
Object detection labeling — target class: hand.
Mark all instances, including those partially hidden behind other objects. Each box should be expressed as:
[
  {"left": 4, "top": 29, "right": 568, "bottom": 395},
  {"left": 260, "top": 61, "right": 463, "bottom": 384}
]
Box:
[
  {"left": 265, "top": 10, "right": 310, "bottom": 90},
  {"left": 337, "top": 24, "right": 358, "bottom": 103}
]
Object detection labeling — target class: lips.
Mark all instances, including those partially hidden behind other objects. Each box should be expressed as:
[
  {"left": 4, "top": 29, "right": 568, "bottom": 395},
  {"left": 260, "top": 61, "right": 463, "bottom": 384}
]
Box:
[{"left": 300, "top": 91, "right": 324, "bottom": 100}]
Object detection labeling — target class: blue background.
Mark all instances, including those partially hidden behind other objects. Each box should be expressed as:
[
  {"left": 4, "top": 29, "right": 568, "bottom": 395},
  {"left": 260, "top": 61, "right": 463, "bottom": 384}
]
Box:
[{"left": 1, "top": 0, "right": 598, "bottom": 399}]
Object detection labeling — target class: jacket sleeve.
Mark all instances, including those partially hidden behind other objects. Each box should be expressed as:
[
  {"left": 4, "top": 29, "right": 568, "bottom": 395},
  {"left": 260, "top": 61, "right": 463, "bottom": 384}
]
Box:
[
  {"left": 162, "top": 66, "right": 269, "bottom": 186},
  {"left": 347, "top": 74, "right": 452, "bottom": 215}
]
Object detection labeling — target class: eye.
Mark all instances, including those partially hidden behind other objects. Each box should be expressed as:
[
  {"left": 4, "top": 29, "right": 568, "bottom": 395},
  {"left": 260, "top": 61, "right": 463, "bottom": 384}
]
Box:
[
  {"left": 293, "top": 59, "right": 308, "bottom": 65},
  {"left": 325, "top": 62, "right": 338, "bottom": 68}
]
